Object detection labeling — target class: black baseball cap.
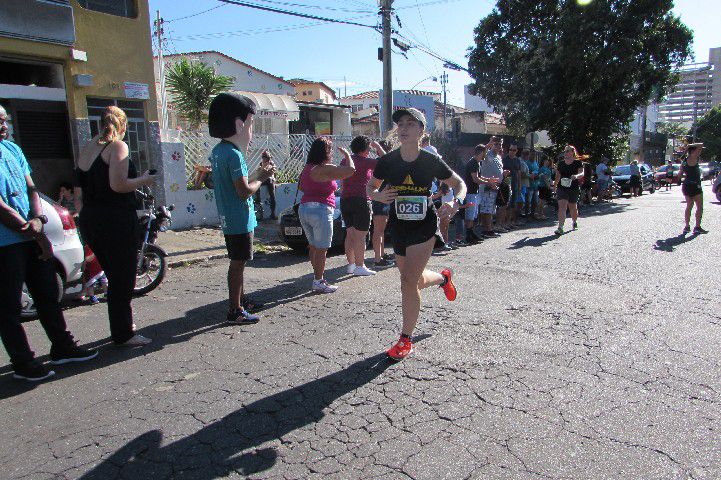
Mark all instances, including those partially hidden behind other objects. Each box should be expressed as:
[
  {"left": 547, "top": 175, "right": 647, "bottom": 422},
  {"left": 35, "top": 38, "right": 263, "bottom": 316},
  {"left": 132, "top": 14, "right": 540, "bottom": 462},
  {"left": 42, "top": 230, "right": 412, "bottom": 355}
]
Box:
[
  {"left": 392, "top": 107, "right": 426, "bottom": 129},
  {"left": 208, "top": 93, "right": 256, "bottom": 138}
]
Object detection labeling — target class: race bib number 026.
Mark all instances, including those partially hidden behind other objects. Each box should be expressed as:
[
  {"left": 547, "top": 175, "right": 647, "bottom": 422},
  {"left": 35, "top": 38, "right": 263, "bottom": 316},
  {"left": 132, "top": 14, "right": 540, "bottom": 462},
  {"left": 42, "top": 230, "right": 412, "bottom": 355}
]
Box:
[{"left": 395, "top": 195, "right": 427, "bottom": 221}]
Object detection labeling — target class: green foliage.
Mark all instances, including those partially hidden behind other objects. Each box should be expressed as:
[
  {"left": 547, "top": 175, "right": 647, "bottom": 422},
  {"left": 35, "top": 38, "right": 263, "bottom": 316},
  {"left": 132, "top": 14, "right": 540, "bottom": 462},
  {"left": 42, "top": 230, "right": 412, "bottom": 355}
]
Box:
[
  {"left": 657, "top": 121, "right": 688, "bottom": 139},
  {"left": 695, "top": 105, "right": 721, "bottom": 160},
  {"left": 467, "top": 0, "right": 693, "bottom": 158},
  {"left": 166, "top": 59, "right": 234, "bottom": 129}
]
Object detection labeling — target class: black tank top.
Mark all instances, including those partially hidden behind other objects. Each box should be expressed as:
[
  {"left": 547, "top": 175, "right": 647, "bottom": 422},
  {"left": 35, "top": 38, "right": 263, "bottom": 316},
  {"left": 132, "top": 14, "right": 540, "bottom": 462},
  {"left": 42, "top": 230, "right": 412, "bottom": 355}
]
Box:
[
  {"left": 681, "top": 160, "right": 701, "bottom": 186},
  {"left": 76, "top": 144, "right": 139, "bottom": 210}
]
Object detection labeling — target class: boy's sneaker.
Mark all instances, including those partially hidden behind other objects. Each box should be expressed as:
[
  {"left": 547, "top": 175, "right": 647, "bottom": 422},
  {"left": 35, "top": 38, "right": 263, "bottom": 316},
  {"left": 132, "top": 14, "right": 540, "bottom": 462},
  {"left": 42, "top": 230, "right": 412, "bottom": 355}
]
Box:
[
  {"left": 455, "top": 239, "right": 468, "bottom": 247},
  {"left": 243, "top": 298, "right": 265, "bottom": 313},
  {"left": 386, "top": 337, "right": 414, "bottom": 361},
  {"left": 227, "top": 308, "right": 260, "bottom": 325},
  {"left": 374, "top": 258, "right": 395, "bottom": 268},
  {"left": 346, "top": 263, "right": 356, "bottom": 274},
  {"left": 693, "top": 226, "right": 708, "bottom": 234},
  {"left": 440, "top": 268, "right": 457, "bottom": 301},
  {"left": 572, "top": 221, "right": 578, "bottom": 230},
  {"left": 49, "top": 344, "right": 99, "bottom": 365},
  {"left": 554, "top": 227, "right": 564, "bottom": 235},
  {"left": 682, "top": 225, "right": 691, "bottom": 234},
  {"left": 13, "top": 360, "right": 55, "bottom": 382},
  {"left": 449, "top": 242, "right": 459, "bottom": 250},
  {"left": 312, "top": 279, "right": 338, "bottom": 294},
  {"left": 353, "top": 266, "right": 376, "bottom": 276}
]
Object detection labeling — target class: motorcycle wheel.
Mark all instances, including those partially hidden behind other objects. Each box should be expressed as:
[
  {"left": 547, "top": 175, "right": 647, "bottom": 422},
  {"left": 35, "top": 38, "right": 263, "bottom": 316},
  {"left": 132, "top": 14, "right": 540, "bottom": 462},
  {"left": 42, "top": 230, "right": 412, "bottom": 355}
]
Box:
[{"left": 134, "top": 244, "right": 167, "bottom": 296}]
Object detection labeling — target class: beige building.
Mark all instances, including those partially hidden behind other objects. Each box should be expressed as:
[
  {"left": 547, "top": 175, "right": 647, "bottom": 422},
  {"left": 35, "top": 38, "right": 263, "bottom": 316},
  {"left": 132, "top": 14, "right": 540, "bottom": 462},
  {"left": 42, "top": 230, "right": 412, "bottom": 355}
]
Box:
[{"left": 289, "top": 79, "right": 338, "bottom": 105}]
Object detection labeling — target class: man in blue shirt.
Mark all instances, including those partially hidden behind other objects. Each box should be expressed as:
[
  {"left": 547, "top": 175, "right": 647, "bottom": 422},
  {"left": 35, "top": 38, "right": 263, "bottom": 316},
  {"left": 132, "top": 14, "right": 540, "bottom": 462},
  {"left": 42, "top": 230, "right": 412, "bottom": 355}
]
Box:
[
  {"left": 208, "top": 93, "right": 276, "bottom": 325},
  {"left": 0, "top": 105, "right": 97, "bottom": 382}
]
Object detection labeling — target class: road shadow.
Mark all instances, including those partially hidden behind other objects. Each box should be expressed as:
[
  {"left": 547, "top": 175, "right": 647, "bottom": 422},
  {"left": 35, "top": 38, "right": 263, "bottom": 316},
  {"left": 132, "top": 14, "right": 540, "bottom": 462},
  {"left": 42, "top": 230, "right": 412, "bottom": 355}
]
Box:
[
  {"left": 75, "top": 346, "right": 426, "bottom": 479},
  {"left": 508, "top": 233, "right": 561, "bottom": 249},
  {"left": 653, "top": 232, "right": 699, "bottom": 252},
  {"left": 0, "top": 266, "right": 359, "bottom": 398}
]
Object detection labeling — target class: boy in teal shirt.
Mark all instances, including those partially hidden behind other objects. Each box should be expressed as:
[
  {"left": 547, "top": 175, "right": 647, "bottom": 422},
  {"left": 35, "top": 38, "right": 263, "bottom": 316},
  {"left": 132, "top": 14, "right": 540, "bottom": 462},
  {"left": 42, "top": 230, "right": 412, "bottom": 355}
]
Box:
[{"left": 208, "top": 93, "right": 276, "bottom": 324}]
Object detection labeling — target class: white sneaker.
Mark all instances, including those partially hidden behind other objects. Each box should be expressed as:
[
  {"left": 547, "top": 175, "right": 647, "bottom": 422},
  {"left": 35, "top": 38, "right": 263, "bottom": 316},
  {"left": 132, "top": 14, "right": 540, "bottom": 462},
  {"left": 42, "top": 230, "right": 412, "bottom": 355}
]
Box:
[
  {"left": 346, "top": 263, "right": 356, "bottom": 274},
  {"left": 119, "top": 334, "right": 152, "bottom": 347},
  {"left": 312, "top": 279, "right": 338, "bottom": 294},
  {"left": 353, "top": 265, "right": 376, "bottom": 276}
]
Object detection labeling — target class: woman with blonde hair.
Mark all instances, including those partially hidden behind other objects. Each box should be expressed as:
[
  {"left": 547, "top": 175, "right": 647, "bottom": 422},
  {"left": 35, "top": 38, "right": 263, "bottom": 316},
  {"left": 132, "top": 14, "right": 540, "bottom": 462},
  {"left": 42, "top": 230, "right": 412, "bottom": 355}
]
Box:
[
  {"left": 75, "top": 106, "right": 156, "bottom": 347},
  {"left": 553, "top": 145, "right": 584, "bottom": 235}
]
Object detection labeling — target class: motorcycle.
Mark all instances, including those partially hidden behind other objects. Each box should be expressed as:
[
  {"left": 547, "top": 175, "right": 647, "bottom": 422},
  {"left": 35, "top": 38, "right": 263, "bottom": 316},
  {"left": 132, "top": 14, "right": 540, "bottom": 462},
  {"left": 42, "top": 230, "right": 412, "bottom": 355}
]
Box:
[{"left": 134, "top": 188, "right": 174, "bottom": 296}]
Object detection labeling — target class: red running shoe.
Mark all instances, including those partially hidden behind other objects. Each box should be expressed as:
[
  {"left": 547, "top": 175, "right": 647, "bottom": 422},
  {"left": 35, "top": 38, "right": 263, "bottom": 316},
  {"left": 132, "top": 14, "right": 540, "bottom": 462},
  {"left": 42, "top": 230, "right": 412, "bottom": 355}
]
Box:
[
  {"left": 440, "top": 268, "right": 457, "bottom": 301},
  {"left": 386, "top": 337, "right": 414, "bottom": 361}
]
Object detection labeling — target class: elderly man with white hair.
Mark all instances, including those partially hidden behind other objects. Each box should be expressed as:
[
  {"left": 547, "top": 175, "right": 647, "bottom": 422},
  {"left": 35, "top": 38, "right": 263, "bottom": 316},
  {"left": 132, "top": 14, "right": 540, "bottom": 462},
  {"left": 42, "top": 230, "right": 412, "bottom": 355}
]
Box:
[{"left": 0, "top": 104, "right": 97, "bottom": 382}]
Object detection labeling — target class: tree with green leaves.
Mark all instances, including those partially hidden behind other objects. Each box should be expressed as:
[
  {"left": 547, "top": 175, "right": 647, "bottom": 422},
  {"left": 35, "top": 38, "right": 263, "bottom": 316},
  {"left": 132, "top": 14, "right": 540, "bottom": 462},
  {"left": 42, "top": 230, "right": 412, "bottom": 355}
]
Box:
[
  {"left": 165, "top": 58, "right": 234, "bottom": 130},
  {"left": 657, "top": 121, "right": 687, "bottom": 139},
  {"left": 467, "top": 0, "right": 692, "bottom": 158},
  {"left": 695, "top": 105, "right": 721, "bottom": 160}
]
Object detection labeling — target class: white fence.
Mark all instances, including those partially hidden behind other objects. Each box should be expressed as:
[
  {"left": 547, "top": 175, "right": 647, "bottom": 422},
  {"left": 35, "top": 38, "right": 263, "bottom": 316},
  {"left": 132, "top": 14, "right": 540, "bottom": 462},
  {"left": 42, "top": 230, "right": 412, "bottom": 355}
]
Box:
[{"left": 170, "top": 130, "right": 353, "bottom": 185}]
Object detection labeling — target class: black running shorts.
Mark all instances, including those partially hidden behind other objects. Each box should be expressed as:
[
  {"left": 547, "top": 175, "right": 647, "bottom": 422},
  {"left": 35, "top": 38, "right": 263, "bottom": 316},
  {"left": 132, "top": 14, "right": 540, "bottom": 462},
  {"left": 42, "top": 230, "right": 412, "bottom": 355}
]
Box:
[{"left": 340, "top": 197, "right": 372, "bottom": 231}]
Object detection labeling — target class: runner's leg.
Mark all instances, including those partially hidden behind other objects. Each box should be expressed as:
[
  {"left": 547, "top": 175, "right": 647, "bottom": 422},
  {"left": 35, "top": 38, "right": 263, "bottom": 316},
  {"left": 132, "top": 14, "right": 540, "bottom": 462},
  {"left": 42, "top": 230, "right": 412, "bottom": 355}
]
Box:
[
  {"left": 557, "top": 199, "right": 569, "bottom": 229},
  {"left": 569, "top": 202, "right": 579, "bottom": 223},
  {"left": 694, "top": 194, "right": 703, "bottom": 228},
  {"left": 684, "top": 196, "right": 693, "bottom": 228},
  {"left": 397, "top": 236, "right": 442, "bottom": 336}
]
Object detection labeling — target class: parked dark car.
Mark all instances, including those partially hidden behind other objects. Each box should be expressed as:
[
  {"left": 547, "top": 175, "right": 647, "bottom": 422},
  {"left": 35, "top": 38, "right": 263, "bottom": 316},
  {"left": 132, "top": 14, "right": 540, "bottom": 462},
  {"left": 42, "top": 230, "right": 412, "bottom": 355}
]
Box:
[{"left": 612, "top": 164, "right": 656, "bottom": 194}]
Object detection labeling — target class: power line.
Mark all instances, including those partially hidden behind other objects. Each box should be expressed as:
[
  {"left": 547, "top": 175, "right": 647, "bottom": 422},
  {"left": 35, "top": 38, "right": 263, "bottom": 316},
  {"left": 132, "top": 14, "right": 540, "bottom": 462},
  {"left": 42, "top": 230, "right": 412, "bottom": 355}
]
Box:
[
  {"left": 251, "top": 0, "right": 374, "bottom": 14},
  {"left": 166, "top": 4, "right": 227, "bottom": 23},
  {"left": 215, "top": 0, "right": 380, "bottom": 31}
]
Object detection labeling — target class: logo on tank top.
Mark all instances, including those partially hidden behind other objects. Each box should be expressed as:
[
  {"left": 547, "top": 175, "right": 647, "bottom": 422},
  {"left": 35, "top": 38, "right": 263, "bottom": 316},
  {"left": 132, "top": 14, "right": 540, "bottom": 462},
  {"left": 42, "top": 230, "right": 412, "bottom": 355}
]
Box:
[{"left": 403, "top": 174, "right": 414, "bottom": 185}]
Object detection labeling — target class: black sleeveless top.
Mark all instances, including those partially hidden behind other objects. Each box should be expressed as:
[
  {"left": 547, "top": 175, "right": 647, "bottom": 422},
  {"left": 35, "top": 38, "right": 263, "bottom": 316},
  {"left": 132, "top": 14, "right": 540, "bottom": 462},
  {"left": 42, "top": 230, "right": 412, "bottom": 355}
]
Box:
[
  {"left": 76, "top": 144, "right": 139, "bottom": 211},
  {"left": 681, "top": 160, "right": 701, "bottom": 186}
]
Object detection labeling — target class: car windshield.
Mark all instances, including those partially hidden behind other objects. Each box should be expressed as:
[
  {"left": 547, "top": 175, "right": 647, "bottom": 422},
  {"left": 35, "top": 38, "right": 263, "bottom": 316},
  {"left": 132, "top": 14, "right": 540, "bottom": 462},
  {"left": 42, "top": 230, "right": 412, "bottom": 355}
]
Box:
[{"left": 614, "top": 165, "right": 630, "bottom": 175}]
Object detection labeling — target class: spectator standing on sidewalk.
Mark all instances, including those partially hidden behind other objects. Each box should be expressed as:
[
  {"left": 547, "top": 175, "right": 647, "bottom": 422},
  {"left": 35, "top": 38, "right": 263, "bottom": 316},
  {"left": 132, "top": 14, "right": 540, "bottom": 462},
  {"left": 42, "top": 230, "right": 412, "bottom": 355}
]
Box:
[
  {"left": 57, "top": 182, "right": 80, "bottom": 217},
  {"left": 0, "top": 105, "right": 98, "bottom": 381},
  {"left": 595, "top": 157, "right": 612, "bottom": 200},
  {"left": 298, "top": 137, "right": 355, "bottom": 293},
  {"left": 477, "top": 142, "right": 503, "bottom": 236},
  {"left": 254, "top": 150, "right": 277, "bottom": 220},
  {"left": 421, "top": 134, "right": 439, "bottom": 157},
  {"left": 371, "top": 140, "right": 394, "bottom": 268},
  {"left": 524, "top": 149, "right": 539, "bottom": 217},
  {"left": 341, "top": 135, "right": 385, "bottom": 276},
  {"left": 518, "top": 151, "right": 530, "bottom": 217},
  {"left": 207, "top": 93, "right": 276, "bottom": 324},
  {"left": 503, "top": 142, "right": 521, "bottom": 227},
  {"left": 462, "top": 146, "right": 484, "bottom": 244},
  {"left": 76, "top": 106, "right": 158, "bottom": 346},
  {"left": 536, "top": 157, "right": 553, "bottom": 219}
]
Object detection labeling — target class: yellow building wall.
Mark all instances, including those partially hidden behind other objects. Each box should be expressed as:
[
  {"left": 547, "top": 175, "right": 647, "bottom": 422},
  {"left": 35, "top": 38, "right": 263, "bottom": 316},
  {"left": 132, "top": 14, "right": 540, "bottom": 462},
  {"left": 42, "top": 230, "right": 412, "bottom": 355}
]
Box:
[{"left": 0, "top": 0, "right": 158, "bottom": 122}]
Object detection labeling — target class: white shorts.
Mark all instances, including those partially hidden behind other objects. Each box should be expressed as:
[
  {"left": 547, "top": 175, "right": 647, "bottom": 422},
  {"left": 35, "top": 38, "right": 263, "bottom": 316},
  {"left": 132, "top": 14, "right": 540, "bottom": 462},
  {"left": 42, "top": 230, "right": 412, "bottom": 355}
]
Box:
[{"left": 477, "top": 189, "right": 498, "bottom": 215}]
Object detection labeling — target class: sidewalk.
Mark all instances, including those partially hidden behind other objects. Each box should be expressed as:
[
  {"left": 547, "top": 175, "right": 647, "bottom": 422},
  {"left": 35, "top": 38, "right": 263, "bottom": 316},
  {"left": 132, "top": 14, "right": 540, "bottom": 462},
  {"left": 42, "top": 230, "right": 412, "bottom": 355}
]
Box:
[{"left": 158, "top": 219, "right": 284, "bottom": 268}]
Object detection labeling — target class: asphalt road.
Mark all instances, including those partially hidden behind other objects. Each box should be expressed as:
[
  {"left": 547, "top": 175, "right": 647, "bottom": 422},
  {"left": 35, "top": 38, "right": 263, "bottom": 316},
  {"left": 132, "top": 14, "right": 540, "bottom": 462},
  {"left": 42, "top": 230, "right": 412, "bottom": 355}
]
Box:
[{"left": 1, "top": 184, "right": 719, "bottom": 480}]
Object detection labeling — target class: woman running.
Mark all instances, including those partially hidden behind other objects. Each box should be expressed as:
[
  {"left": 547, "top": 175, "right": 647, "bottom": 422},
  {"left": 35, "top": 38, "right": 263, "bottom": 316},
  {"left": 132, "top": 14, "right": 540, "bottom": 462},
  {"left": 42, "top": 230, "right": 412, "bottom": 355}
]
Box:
[
  {"left": 366, "top": 108, "right": 467, "bottom": 361},
  {"left": 554, "top": 145, "right": 584, "bottom": 235},
  {"left": 679, "top": 143, "right": 708, "bottom": 234}
]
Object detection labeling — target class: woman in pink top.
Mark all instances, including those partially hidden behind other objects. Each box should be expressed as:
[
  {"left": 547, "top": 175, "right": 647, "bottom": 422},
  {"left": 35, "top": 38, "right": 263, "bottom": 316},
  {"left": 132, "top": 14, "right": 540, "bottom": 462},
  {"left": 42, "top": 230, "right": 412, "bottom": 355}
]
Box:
[
  {"left": 341, "top": 136, "right": 386, "bottom": 276},
  {"left": 298, "top": 137, "right": 355, "bottom": 294}
]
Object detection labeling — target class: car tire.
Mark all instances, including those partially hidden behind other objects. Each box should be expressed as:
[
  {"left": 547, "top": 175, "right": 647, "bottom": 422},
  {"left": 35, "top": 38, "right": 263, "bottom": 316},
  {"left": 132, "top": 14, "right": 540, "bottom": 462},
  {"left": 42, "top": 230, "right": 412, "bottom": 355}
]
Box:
[{"left": 21, "top": 270, "right": 64, "bottom": 320}]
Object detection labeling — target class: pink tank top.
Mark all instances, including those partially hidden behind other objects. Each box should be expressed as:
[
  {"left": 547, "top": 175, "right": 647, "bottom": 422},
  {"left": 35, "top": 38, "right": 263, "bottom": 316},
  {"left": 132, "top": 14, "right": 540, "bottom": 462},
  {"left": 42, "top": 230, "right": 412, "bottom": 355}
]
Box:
[{"left": 299, "top": 164, "right": 337, "bottom": 208}]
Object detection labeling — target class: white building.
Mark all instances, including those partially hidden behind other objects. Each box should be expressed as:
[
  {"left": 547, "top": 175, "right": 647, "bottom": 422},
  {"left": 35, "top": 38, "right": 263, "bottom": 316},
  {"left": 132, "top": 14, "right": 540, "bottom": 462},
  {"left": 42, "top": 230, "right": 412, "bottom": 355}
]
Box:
[
  {"left": 464, "top": 84, "right": 494, "bottom": 113},
  {"left": 154, "top": 50, "right": 299, "bottom": 134}
]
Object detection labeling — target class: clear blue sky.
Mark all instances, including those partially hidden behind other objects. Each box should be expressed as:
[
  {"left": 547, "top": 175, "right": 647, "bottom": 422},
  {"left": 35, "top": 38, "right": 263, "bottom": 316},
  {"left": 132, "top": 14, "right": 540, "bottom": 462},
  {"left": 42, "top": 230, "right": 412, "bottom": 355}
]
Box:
[{"left": 149, "top": 0, "right": 721, "bottom": 107}]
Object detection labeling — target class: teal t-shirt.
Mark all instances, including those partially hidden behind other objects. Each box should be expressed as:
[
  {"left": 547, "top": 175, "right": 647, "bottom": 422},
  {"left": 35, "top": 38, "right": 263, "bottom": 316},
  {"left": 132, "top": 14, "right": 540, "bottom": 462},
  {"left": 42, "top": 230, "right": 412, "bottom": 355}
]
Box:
[
  {"left": 210, "top": 140, "right": 257, "bottom": 235},
  {"left": 0, "top": 140, "right": 33, "bottom": 247}
]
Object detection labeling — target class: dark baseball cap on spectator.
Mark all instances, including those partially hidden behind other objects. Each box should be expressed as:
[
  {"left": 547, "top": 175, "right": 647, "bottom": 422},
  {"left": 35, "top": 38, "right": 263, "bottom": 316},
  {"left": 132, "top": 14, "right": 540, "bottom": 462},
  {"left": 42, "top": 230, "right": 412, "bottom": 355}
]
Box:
[
  {"left": 208, "top": 93, "right": 256, "bottom": 138},
  {"left": 392, "top": 108, "right": 426, "bottom": 129}
]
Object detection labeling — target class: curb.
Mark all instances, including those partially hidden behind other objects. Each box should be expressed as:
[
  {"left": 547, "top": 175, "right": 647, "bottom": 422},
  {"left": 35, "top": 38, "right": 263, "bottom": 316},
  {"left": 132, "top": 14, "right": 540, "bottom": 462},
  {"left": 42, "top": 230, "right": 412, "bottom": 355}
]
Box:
[{"left": 168, "top": 253, "right": 228, "bottom": 269}]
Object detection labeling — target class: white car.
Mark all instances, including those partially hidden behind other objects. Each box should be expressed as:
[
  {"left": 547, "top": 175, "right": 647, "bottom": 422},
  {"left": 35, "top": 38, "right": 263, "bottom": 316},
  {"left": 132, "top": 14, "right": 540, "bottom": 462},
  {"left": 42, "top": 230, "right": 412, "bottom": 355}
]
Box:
[{"left": 20, "top": 194, "right": 84, "bottom": 318}]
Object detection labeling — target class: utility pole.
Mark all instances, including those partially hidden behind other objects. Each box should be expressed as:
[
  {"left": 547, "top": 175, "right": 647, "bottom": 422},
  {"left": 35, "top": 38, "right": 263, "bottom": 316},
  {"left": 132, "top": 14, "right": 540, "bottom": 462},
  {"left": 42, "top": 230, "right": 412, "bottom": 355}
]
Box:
[
  {"left": 381, "top": 0, "right": 393, "bottom": 135},
  {"left": 441, "top": 71, "right": 448, "bottom": 138},
  {"left": 154, "top": 11, "right": 168, "bottom": 130}
]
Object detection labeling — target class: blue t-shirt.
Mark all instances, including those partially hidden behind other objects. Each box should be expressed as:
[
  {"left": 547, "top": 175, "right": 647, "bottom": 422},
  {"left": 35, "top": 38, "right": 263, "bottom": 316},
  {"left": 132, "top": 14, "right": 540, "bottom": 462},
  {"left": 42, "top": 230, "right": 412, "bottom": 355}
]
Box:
[
  {"left": 210, "top": 141, "right": 256, "bottom": 235},
  {"left": 527, "top": 159, "right": 540, "bottom": 188},
  {"left": 538, "top": 166, "right": 552, "bottom": 188},
  {"left": 0, "top": 140, "right": 32, "bottom": 247}
]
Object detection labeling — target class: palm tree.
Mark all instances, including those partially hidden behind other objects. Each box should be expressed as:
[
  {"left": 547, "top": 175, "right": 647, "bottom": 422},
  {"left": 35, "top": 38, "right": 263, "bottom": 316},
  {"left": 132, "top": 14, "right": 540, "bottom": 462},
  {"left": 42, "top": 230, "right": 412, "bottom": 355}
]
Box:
[{"left": 165, "top": 58, "right": 233, "bottom": 130}]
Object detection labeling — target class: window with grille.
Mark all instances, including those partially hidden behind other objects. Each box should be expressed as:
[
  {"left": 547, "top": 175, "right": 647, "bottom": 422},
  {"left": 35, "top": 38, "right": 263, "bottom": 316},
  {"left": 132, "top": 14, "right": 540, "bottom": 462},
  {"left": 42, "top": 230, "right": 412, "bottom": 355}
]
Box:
[{"left": 77, "top": 0, "right": 137, "bottom": 18}]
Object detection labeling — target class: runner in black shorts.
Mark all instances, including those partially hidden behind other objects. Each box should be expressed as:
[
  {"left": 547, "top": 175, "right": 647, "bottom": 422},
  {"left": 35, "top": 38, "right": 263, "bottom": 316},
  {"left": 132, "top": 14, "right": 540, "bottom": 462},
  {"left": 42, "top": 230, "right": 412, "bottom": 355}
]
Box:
[
  {"left": 554, "top": 145, "right": 584, "bottom": 235},
  {"left": 679, "top": 143, "right": 708, "bottom": 234},
  {"left": 367, "top": 108, "right": 467, "bottom": 361}
]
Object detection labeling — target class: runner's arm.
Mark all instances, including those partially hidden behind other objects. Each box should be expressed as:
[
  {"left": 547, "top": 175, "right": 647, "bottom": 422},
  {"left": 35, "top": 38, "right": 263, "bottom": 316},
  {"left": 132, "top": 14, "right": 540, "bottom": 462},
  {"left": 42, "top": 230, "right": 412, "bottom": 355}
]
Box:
[{"left": 442, "top": 173, "right": 466, "bottom": 203}]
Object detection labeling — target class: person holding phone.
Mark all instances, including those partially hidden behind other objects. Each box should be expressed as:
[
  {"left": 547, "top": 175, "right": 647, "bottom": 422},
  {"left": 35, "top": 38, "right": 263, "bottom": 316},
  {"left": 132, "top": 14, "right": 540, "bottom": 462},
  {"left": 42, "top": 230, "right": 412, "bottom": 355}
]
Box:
[
  {"left": 75, "top": 106, "right": 157, "bottom": 347},
  {"left": 554, "top": 145, "right": 584, "bottom": 235}
]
